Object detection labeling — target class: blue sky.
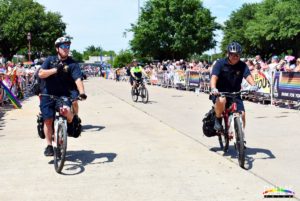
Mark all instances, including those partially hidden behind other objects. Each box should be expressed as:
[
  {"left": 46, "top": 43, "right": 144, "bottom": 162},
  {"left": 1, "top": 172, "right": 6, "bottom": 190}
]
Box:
[{"left": 35, "top": 0, "right": 261, "bottom": 54}]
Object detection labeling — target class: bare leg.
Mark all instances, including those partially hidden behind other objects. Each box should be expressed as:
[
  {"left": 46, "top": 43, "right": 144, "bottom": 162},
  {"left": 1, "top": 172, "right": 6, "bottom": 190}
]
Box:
[
  {"left": 72, "top": 101, "right": 79, "bottom": 115},
  {"left": 214, "top": 97, "right": 226, "bottom": 118},
  {"left": 44, "top": 118, "right": 54, "bottom": 145}
]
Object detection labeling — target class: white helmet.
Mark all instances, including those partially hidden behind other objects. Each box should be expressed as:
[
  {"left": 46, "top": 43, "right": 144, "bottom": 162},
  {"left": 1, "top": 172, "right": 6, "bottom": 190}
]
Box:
[{"left": 55, "top": 35, "right": 72, "bottom": 47}]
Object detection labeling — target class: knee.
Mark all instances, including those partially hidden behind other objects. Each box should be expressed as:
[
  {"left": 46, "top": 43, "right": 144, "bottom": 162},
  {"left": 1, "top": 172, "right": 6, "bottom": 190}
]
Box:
[{"left": 44, "top": 119, "right": 53, "bottom": 127}]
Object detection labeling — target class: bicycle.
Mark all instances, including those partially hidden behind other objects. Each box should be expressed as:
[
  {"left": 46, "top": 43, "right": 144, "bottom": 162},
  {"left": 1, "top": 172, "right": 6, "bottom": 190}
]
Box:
[
  {"left": 131, "top": 78, "right": 149, "bottom": 103},
  {"left": 40, "top": 94, "right": 78, "bottom": 173},
  {"left": 215, "top": 90, "right": 250, "bottom": 168}
]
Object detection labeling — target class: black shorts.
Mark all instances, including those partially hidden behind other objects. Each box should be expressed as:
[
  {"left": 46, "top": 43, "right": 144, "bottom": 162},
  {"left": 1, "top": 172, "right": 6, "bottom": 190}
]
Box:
[{"left": 210, "top": 95, "right": 245, "bottom": 112}]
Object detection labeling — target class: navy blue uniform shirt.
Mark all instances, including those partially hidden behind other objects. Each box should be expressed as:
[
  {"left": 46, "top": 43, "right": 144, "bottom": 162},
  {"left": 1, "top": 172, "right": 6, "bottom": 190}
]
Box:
[
  {"left": 41, "top": 56, "right": 82, "bottom": 96},
  {"left": 211, "top": 58, "right": 251, "bottom": 92}
]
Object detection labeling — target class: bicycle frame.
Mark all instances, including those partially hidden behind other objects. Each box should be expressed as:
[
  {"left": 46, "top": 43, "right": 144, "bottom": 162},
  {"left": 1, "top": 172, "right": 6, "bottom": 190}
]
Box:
[
  {"left": 217, "top": 90, "right": 249, "bottom": 168},
  {"left": 40, "top": 94, "right": 74, "bottom": 173}
]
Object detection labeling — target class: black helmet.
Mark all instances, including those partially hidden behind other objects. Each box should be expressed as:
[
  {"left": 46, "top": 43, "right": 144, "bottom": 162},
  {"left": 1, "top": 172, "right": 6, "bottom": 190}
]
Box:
[{"left": 227, "top": 42, "right": 242, "bottom": 54}]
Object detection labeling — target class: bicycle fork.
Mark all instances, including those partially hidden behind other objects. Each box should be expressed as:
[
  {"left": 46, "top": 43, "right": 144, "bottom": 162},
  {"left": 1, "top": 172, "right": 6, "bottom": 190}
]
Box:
[
  {"left": 53, "top": 117, "right": 67, "bottom": 145},
  {"left": 228, "top": 113, "right": 244, "bottom": 140}
]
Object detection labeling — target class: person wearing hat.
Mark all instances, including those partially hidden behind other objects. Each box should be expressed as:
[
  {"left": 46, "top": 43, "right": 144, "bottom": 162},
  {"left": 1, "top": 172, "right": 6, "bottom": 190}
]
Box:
[{"left": 38, "top": 36, "right": 87, "bottom": 156}]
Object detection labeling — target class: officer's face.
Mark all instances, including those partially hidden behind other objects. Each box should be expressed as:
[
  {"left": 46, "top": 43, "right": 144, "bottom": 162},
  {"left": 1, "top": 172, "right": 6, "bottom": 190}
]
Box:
[
  {"left": 57, "top": 43, "right": 70, "bottom": 58},
  {"left": 228, "top": 53, "right": 240, "bottom": 65}
]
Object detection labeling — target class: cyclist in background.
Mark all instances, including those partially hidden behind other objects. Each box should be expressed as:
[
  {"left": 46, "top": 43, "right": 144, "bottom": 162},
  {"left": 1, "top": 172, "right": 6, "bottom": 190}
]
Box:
[
  {"left": 38, "top": 36, "right": 87, "bottom": 156},
  {"left": 210, "top": 42, "right": 258, "bottom": 133},
  {"left": 130, "top": 59, "right": 148, "bottom": 88}
]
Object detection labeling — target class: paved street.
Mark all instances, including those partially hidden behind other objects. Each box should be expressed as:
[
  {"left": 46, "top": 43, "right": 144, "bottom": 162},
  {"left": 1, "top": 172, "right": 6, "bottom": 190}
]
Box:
[{"left": 0, "top": 77, "right": 299, "bottom": 201}]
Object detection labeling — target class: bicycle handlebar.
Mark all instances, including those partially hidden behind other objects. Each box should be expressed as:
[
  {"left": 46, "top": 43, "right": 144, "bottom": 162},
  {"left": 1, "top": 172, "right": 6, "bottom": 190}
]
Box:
[
  {"left": 40, "top": 94, "right": 83, "bottom": 102},
  {"left": 218, "top": 90, "right": 251, "bottom": 98}
]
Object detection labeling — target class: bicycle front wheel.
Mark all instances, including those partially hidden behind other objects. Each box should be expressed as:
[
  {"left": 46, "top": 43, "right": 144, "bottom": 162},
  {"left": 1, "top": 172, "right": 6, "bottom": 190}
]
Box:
[
  {"left": 131, "top": 87, "right": 138, "bottom": 102},
  {"left": 53, "top": 123, "right": 67, "bottom": 173},
  {"left": 234, "top": 117, "right": 245, "bottom": 168},
  {"left": 140, "top": 87, "right": 149, "bottom": 104}
]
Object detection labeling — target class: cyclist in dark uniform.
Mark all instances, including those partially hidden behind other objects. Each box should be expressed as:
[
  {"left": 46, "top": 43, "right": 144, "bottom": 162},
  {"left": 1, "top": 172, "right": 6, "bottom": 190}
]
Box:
[
  {"left": 210, "top": 42, "right": 258, "bottom": 132},
  {"left": 39, "top": 36, "right": 87, "bottom": 156}
]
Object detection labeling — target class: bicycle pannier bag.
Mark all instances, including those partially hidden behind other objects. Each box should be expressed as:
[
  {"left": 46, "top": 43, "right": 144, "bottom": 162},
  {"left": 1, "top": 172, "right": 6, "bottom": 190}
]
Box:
[{"left": 202, "top": 107, "right": 218, "bottom": 137}]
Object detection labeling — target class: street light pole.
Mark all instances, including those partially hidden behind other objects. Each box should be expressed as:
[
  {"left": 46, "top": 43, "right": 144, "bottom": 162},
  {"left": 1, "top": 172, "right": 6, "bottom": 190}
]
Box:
[{"left": 27, "top": 32, "right": 31, "bottom": 62}]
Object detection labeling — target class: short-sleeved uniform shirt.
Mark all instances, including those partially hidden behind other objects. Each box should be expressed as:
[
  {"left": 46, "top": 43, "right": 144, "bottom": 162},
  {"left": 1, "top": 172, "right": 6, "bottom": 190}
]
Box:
[
  {"left": 40, "top": 56, "right": 82, "bottom": 119},
  {"left": 130, "top": 66, "right": 143, "bottom": 79},
  {"left": 211, "top": 58, "right": 251, "bottom": 111}
]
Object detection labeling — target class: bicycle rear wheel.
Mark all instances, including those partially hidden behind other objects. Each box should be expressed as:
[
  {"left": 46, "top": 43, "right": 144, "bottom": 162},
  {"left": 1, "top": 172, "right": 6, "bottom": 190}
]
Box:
[
  {"left": 131, "top": 87, "right": 138, "bottom": 102},
  {"left": 140, "top": 87, "right": 149, "bottom": 103},
  {"left": 234, "top": 117, "right": 245, "bottom": 168},
  {"left": 53, "top": 123, "right": 67, "bottom": 173}
]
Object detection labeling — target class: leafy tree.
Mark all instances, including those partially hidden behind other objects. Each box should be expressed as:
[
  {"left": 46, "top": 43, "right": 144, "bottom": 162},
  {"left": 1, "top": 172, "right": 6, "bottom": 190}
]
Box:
[
  {"left": 0, "top": 0, "right": 66, "bottom": 60},
  {"left": 82, "top": 45, "right": 116, "bottom": 61},
  {"left": 129, "top": 0, "right": 220, "bottom": 60},
  {"left": 71, "top": 50, "right": 83, "bottom": 62},
  {"left": 221, "top": 3, "right": 259, "bottom": 56},
  {"left": 113, "top": 49, "right": 134, "bottom": 68},
  {"left": 223, "top": 0, "right": 300, "bottom": 58},
  {"left": 245, "top": 0, "right": 300, "bottom": 57}
]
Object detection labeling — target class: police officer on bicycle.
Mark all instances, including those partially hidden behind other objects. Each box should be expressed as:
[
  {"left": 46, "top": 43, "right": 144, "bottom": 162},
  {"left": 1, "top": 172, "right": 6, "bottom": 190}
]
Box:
[
  {"left": 38, "top": 36, "right": 87, "bottom": 156},
  {"left": 130, "top": 59, "right": 148, "bottom": 88},
  {"left": 210, "top": 42, "right": 258, "bottom": 132}
]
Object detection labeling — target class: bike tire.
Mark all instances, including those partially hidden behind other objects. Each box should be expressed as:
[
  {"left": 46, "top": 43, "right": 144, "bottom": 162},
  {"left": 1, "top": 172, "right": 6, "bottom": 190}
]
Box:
[
  {"left": 131, "top": 88, "right": 138, "bottom": 102},
  {"left": 141, "top": 87, "right": 149, "bottom": 104},
  {"left": 53, "top": 123, "right": 67, "bottom": 173},
  {"left": 234, "top": 117, "right": 245, "bottom": 168}
]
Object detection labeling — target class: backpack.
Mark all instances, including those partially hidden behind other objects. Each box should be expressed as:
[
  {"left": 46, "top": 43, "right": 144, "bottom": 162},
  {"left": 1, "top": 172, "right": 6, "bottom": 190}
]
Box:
[
  {"left": 202, "top": 107, "right": 218, "bottom": 137},
  {"left": 31, "top": 68, "right": 43, "bottom": 95}
]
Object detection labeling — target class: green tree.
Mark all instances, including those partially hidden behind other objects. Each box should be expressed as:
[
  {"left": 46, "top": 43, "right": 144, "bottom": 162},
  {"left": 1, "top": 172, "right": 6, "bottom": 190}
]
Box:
[
  {"left": 71, "top": 50, "right": 83, "bottom": 62},
  {"left": 0, "top": 0, "right": 66, "bottom": 60},
  {"left": 82, "top": 45, "right": 116, "bottom": 61},
  {"left": 245, "top": 0, "right": 300, "bottom": 57},
  {"left": 113, "top": 49, "right": 134, "bottom": 68},
  {"left": 221, "top": 3, "right": 259, "bottom": 56},
  {"left": 129, "top": 0, "right": 220, "bottom": 60}
]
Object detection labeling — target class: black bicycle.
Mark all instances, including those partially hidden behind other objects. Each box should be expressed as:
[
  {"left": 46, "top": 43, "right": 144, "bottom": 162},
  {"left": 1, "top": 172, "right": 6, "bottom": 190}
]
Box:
[
  {"left": 131, "top": 78, "right": 149, "bottom": 103},
  {"left": 217, "top": 90, "right": 250, "bottom": 168}
]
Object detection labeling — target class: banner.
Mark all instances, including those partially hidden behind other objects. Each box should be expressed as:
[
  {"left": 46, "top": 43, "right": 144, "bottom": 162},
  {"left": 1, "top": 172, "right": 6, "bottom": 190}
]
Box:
[
  {"left": 273, "top": 72, "right": 300, "bottom": 101},
  {"left": 174, "top": 70, "right": 186, "bottom": 86},
  {"left": 187, "top": 71, "right": 200, "bottom": 87},
  {"left": 0, "top": 81, "right": 22, "bottom": 109},
  {"left": 253, "top": 71, "right": 271, "bottom": 94}
]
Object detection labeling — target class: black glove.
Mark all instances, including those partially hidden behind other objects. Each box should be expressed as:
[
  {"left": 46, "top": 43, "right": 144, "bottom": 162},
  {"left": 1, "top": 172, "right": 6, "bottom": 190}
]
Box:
[
  {"left": 53, "top": 61, "right": 65, "bottom": 74},
  {"left": 79, "top": 93, "right": 87, "bottom": 100}
]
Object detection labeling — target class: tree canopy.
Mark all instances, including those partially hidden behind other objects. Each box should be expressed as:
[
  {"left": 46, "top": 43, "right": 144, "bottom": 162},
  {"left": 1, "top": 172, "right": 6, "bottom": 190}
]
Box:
[
  {"left": 129, "top": 0, "right": 220, "bottom": 60},
  {"left": 0, "top": 0, "right": 66, "bottom": 60},
  {"left": 222, "top": 0, "right": 300, "bottom": 58}
]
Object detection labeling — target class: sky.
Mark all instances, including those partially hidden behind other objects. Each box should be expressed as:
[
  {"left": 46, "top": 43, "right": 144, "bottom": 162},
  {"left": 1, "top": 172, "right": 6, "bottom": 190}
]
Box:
[{"left": 35, "top": 0, "right": 262, "bottom": 54}]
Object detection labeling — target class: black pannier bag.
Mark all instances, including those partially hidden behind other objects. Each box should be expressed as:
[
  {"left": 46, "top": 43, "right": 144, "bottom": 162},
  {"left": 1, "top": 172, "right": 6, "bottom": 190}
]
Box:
[{"left": 202, "top": 107, "right": 218, "bottom": 137}]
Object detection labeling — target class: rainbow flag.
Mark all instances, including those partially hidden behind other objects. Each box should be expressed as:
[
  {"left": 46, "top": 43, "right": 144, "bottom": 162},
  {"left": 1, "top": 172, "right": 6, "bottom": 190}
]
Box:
[{"left": 0, "top": 81, "right": 22, "bottom": 109}]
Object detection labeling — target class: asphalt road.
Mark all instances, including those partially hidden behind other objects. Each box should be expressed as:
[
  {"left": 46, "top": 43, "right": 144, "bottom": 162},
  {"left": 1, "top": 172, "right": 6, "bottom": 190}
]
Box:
[{"left": 0, "top": 77, "right": 299, "bottom": 201}]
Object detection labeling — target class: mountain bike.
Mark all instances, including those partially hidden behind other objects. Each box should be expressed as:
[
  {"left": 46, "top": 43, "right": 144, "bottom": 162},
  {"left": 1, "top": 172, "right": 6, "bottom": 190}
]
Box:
[
  {"left": 216, "top": 90, "right": 250, "bottom": 168},
  {"left": 131, "top": 78, "right": 149, "bottom": 103},
  {"left": 40, "top": 94, "right": 78, "bottom": 173}
]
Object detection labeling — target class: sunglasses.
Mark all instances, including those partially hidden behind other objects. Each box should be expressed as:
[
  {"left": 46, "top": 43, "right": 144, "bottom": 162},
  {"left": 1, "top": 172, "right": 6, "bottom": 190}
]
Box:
[
  {"left": 59, "top": 44, "right": 70, "bottom": 49},
  {"left": 229, "top": 53, "right": 240, "bottom": 58}
]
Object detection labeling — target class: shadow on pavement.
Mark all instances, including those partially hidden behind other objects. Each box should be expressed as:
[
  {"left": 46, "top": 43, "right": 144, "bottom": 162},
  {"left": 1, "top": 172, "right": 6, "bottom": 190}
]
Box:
[
  {"left": 82, "top": 124, "right": 105, "bottom": 133},
  {"left": 0, "top": 104, "right": 16, "bottom": 131},
  {"left": 210, "top": 145, "right": 275, "bottom": 170},
  {"left": 49, "top": 150, "right": 117, "bottom": 175}
]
